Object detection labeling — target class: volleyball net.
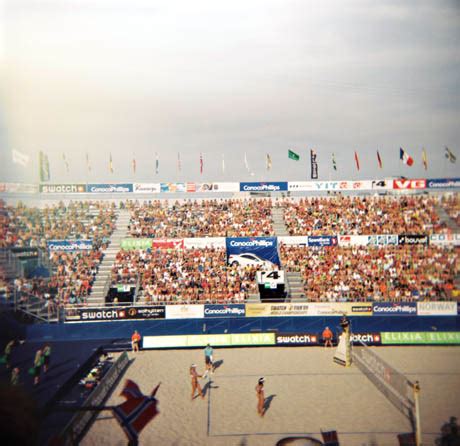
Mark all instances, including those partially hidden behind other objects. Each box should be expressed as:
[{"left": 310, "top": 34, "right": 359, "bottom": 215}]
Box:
[{"left": 352, "top": 341, "right": 420, "bottom": 440}]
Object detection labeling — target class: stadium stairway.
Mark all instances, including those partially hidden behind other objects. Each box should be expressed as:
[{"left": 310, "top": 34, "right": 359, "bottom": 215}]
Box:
[
  {"left": 87, "top": 208, "right": 131, "bottom": 306},
  {"left": 435, "top": 204, "right": 460, "bottom": 232},
  {"left": 271, "top": 205, "right": 289, "bottom": 236},
  {"left": 285, "top": 271, "right": 307, "bottom": 302}
]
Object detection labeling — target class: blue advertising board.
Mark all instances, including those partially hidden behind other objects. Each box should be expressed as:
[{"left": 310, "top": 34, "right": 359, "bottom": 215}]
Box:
[
  {"left": 239, "top": 182, "right": 288, "bottom": 192},
  {"left": 307, "top": 236, "right": 338, "bottom": 247},
  {"left": 372, "top": 302, "right": 417, "bottom": 316},
  {"left": 226, "top": 237, "right": 280, "bottom": 267},
  {"left": 87, "top": 184, "right": 133, "bottom": 193},
  {"left": 204, "top": 304, "right": 246, "bottom": 318},
  {"left": 47, "top": 240, "right": 93, "bottom": 251},
  {"left": 427, "top": 178, "right": 460, "bottom": 189}
]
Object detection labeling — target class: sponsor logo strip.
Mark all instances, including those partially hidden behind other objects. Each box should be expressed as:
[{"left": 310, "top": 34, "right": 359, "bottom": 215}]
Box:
[
  {"left": 67, "top": 306, "right": 166, "bottom": 321},
  {"left": 372, "top": 302, "right": 417, "bottom": 316},
  {"left": 381, "top": 332, "right": 460, "bottom": 345}
]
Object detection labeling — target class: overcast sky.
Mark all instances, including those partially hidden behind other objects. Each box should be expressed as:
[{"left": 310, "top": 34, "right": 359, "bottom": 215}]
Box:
[{"left": 1, "top": 0, "right": 459, "bottom": 183}]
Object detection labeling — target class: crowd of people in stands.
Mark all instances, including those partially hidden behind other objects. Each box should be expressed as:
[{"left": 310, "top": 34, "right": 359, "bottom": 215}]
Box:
[
  {"left": 0, "top": 200, "right": 116, "bottom": 249},
  {"left": 111, "top": 247, "right": 257, "bottom": 303},
  {"left": 280, "top": 244, "right": 459, "bottom": 302},
  {"left": 441, "top": 194, "right": 460, "bottom": 226},
  {"left": 280, "top": 195, "right": 446, "bottom": 236},
  {"left": 126, "top": 199, "right": 274, "bottom": 237}
]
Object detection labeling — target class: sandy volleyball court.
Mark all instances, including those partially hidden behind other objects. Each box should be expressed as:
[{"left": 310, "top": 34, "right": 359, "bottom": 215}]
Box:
[{"left": 81, "top": 346, "right": 460, "bottom": 446}]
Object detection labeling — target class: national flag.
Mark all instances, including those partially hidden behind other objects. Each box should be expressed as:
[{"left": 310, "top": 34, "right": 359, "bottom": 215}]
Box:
[
  {"left": 112, "top": 379, "right": 160, "bottom": 444},
  {"left": 12, "top": 149, "right": 30, "bottom": 167},
  {"left": 39, "top": 151, "right": 50, "bottom": 182},
  {"left": 422, "top": 148, "right": 428, "bottom": 170},
  {"left": 109, "top": 153, "right": 114, "bottom": 173},
  {"left": 155, "top": 153, "right": 159, "bottom": 174},
  {"left": 445, "top": 146, "right": 456, "bottom": 163},
  {"left": 400, "top": 147, "right": 414, "bottom": 166},
  {"left": 310, "top": 149, "right": 318, "bottom": 179},
  {"left": 132, "top": 155, "right": 136, "bottom": 174},
  {"left": 288, "top": 149, "right": 300, "bottom": 161},
  {"left": 332, "top": 153, "right": 337, "bottom": 171},
  {"left": 222, "top": 154, "right": 225, "bottom": 173},
  {"left": 85, "top": 153, "right": 91, "bottom": 172},
  {"left": 244, "top": 152, "right": 249, "bottom": 172},
  {"left": 177, "top": 152, "right": 181, "bottom": 172},
  {"left": 354, "top": 151, "right": 360, "bottom": 171},
  {"left": 62, "top": 153, "right": 70, "bottom": 173},
  {"left": 200, "top": 153, "right": 203, "bottom": 174},
  {"left": 377, "top": 150, "right": 383, "bottom": 169},
  {"left": 266, "top": 154, "right": 272, "bottom": 170}
]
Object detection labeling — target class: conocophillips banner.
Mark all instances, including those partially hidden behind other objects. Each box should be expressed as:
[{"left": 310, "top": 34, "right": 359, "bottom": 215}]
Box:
[
  {"left": 47, "top": 240, "right": 93, "bottom": 251},
  {"left": 239, "top": 182, "right": 288, "bottom": 192},
  {"left": 226, "top": 237, "right": 280, "bottom": 267},
  {"left": 66, "top": 306, "right": 165, "bottom": 322},
  {"left": 426, "top": 178, "right": 460, "bottom": 189},
  {"left": 381, "top": 332, "right": 460, "bottom": 345},
  {"left": 204, "top": 304, "right": 245, "bottom": 318},
  {"left": 87, "top": 183, "right": 133, "bottom": 193},
  {"left": 417, "top": 301, "right": 457, "bottom": 316},
  {"left": 372, "top": 302, "right": 417, "bottom": 316},
  {"left": 143, "top": 332, "right": 275, "bottom": 349},
  {"left": 40, "top": 184, "right": 86, "bottom": 193}
]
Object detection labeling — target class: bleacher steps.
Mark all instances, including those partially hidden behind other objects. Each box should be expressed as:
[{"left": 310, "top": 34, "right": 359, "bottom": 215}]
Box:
[{"left": 271, "top": 206, "right": 289, "bottom": 236}]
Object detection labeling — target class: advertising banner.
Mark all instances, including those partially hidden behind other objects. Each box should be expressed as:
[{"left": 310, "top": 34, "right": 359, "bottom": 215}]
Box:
[
  {"left": 226, "top": 237, "right": 280, "bottom": 267},
  {"left": 204, "top": 304, "right": 245, "bottom": 318},
  {"left": 40, "top": 184, "right": 86, "bottom": 194},
  {"left": 417, "top": 301, "right": 457, "bottom": 316},
  {"left": 381, "top": 332, "right": 460, "bottom": 345},
  {"left": 392, "top": 179, "right": 427, "bottom": 190},
  {"left": 87, "top": 183, "right": 133, "bottom": 193},
  {"left": 133, "top": 183, "right": 161, "bottom": 194},
  {"left": 430, "top": 234, "right": 460, "bottom": 246},
  {"left": 275, "top": 333, "right": 319, "bottom": 345},
  {"left": 308, "top": 302, "right": 372, "bottom": 316},
  {"left": 239, "top": 182, "right": 288, "bottom": 192},
  {"left": 372, "top": 302, "right": 417, "bottom": 316},
  {"left": 198, "top": 182, "right": 239, "bottom": 192},
  {"left": 349, "top": 333, "right": 382, "bottom": 345},
  {"left": 120, "top": 238, "right": 153, "bottom": 250},
  {"left": 288, "top": 181, "right": 316, "bottom": 192},
  {"left": 246, "top": 303, "right": 310, "bottom": 317},
  {"left": 142, "top": 332, "right": 275, "bottom": 349},
  {"left": 278, "top": 236, "right": 309, "bottom": 246},
  {"left": 367, "top": 235, "right": 398, "bottom": 246},
  {"left": 397, "top": 234, "right": 429, "bottom": 246},
  {"left": 152, "top": 239, "right": 184, "bottom": 249},
  {"left": 68, "top": 306, "right": 166, "bottom": 322},
  {"left": 371, "top": 179, "right": 393, "bottom": 190},
  {"left": 183, "top": 237, "right": 226, "bottom": 249},
  {"left": 338, "top": 235, "right": 369, "bottom": 246},
  {"left": 427, "top": 178, "right": 460, "bottom": 189},
  {"left": 0, "top": 183, "right": 38, "bottom": 194},
  {"left": 165, "top": 305, "right": 204, "bottom": 319},
  {"left": 47, "top": 240, "right": 93, "bottom": 251},
  {"left": 160, "top": 183, "right": 186, "bottom": 193},
  {"left": 307, "top": 236, "right": 338, "bottom": 247}
]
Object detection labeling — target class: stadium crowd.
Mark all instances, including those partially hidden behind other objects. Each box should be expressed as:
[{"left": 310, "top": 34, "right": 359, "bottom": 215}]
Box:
[
  {"left": 441, "top": 194, "right": 460, "bottom": 226},
  {"left": 126, "top": 198, "right": 274, "bottom": 237},
  {"left": 280, "top": 195, "right": 445, "bottom": 235},
  {"left": 280, "top": 244, "right": 459, "bottom": 302},
  {"left": 111, "top": 247, "right": 257, "bottom": 303}
]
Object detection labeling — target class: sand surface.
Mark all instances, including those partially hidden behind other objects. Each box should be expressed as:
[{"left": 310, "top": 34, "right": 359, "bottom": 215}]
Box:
[{"left": 81, "top": 346, "right": 460, "bottom": 446}]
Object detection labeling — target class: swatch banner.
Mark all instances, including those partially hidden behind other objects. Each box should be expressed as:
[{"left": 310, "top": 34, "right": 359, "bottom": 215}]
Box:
[
  {"left": 68, "top": 306, "right": 165, "bottom": 321},
  {"left": 40, "top": 184, "right": 86, "bottom": 193},
  {"left": 226, "top": 237, "right": 280, "bottom": 267},
  {"left": 47, "top": 240, "right": 93, "bottom": 251},
  {"left": 87, "top": 183, "right": 133, "bottom": 193},
  {"left": 239, "top": 182, "right": 288, "bottom": 192},
  {"left": 275, "top": 333, "right": 319, "bottom": 345}
]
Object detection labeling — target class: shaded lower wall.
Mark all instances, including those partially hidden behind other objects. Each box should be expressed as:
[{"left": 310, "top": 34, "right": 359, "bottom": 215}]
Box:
[{"left": 25, "top": 316, "right": 460, "bottom": 342}]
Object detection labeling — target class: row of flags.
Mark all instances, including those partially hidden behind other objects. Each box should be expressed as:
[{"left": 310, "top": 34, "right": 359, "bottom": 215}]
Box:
[
  {"left": 11, "top": 146, "right": 457, "bottom": 181},
  {"left": 288, "top": 146, "right": 456, "bottom": 178}
]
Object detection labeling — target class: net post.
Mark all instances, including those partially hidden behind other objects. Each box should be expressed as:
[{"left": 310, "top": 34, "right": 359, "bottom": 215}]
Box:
[{"left": 413, "top": 381, "right": 422, "bottom": 446}]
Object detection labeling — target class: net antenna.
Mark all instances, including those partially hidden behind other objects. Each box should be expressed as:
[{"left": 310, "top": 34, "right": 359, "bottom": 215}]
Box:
[{"left": 352, "top": 341, "right": 422, "bottom": 446}]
